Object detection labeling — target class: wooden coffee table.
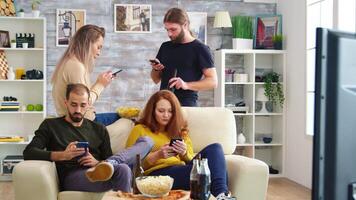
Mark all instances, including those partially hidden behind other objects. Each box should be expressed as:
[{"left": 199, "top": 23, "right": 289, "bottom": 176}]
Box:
[{"left": 102, "top": 190, "right": 216, "bottom": 200}]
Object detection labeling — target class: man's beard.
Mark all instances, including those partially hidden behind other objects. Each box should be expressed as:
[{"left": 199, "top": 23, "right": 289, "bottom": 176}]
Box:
[
  {"left": 170, "top": 29, "right": 185, "bottom": 43},
  {"left": 69, "top": 112, "right": 84, "bottom": 123}
]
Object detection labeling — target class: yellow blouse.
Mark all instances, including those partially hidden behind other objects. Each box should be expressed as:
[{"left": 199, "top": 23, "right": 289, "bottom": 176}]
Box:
[{"left": 126, "top": 124, "right": 194, "bottom": 175}]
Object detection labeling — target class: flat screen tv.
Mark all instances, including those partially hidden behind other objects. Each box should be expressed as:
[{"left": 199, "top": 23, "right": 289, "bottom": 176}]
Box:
[{"left": 313, "top": 27, "right": 356, "bottom": 200}]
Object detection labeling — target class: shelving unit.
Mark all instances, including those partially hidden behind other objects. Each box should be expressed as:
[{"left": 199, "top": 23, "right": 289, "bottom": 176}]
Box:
[
  {"left": 0, "top": 16, "right": 46, "bottom": 181},
  {"left": 214, "top": 49, "right": 286, "bottom": 176}
]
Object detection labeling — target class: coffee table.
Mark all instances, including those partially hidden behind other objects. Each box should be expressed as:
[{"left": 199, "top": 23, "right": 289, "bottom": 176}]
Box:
[{"left": 102, "top": 190, "right": 216, "bottom": 200}]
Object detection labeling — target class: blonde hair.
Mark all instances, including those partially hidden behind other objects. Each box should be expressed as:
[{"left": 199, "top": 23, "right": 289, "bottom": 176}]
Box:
[{"left": 51, "top": 24, "right": 105, "bottom": 83}]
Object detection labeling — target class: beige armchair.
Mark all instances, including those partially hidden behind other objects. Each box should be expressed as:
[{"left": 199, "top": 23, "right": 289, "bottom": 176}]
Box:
[{"left": 13, "top": 107, "right": 269, "bottom": 200}]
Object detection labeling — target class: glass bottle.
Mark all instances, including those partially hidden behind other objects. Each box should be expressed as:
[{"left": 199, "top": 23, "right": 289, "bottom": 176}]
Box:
[
  {"left": 190, "top": 158, "right": 200, "bottom": 200},
  {"left": 132, "top": 154, "right": 143, "bottom": 194},
  {"left": 199, "top": 158, "right": 211, "bottom": 200}
]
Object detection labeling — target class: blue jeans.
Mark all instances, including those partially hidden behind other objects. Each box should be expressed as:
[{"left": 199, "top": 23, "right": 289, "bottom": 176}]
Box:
[
  {"left": 94, "top": 112, "right": 120, "bottom": 126},
  {"left": 62, "top": 136, "right": 153, "bottom": 192},
  {"left": 149, "top": 143, "right": 228, "bottom": 197}
]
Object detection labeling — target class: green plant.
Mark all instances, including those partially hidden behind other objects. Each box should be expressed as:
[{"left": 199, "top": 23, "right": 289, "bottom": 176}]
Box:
[
  {"left": 272, "top": 34, "right": 283, "bottom": 43},
  {"left": 31, "top": 0, "right": 41, "bottom": 10},
  {"left": 231, "top": 16, "right": 253, "bottom": 39},
  {"left": 11, "top": 39, "right": 16, "bottom": 43},
  {"left": 263, "top": 72, "right": 285, "bottom": 107}
]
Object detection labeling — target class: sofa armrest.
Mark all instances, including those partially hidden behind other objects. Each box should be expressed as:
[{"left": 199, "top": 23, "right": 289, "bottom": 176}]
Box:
[
  {"left": 225, "top": 155, "right": 269, "bottom": 200},
  {"left": 13, "top": 160, "right": 59, "bottom": 200}
]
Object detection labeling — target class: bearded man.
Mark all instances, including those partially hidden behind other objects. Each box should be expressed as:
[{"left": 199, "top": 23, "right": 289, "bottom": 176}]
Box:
[
  {"left": 23, "top": 83, "right": 153, "bottom": 193},
  {"left": 150, "top": 7, "right": 217, "bottom": 107}
]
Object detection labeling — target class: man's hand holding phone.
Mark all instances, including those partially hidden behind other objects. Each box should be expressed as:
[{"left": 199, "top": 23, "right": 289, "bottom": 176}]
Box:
[{"left": 150, "top": 58, "right": 164, "bottom": 71}]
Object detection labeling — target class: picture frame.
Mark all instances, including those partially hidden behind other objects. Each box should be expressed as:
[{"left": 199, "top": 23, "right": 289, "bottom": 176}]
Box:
[
  {"left": 56, "top": 9, "right": 86, "bottom": 47},
  {"left": 0, "top": 30, "right": 10, "bottom": 48},
  {"left": 114, "top": 4, "right": 152, "bottom": 33},
  {"left": 187, "top": 12, "right": 207, "bottom": 44},
  {"left": 254, "top": 15, "right": 282, "bottom": 49}
]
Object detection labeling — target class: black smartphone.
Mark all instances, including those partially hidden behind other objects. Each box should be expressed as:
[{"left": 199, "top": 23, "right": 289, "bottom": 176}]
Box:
[
  {"left": 112, "top": 69, "right": 123, "bottom": 76},
  {"left": 149, "top": 59, "right": 160, "bottom": 65},
  {"left": 76, "top": 142, "right": 89, "bottom": 157},
  {"left": 169, "top": 138, "right": 182, "bottom": 146}
]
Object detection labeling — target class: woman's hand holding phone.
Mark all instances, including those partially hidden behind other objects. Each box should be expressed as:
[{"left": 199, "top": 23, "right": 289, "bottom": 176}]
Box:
[{"left": 170, "top": 139, "right": 187, "bottom": 156}]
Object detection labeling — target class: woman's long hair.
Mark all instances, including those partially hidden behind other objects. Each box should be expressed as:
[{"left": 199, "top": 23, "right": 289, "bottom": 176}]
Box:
[
  {"left": 51, "top": 24, "right": 105, "bottom": 83},
  {"left": 138, "top": 90, "right": 187, "bottom": 138}
]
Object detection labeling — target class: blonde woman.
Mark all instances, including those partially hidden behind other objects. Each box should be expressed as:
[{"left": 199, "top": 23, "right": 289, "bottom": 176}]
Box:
[{"left": 52, "top": 24, "right": 118, "bottom": 125}]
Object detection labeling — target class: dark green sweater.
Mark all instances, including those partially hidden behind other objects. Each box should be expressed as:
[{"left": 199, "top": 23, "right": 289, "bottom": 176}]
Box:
[{"left": 23, "top": 117, "right": 113, "bottom": 182}]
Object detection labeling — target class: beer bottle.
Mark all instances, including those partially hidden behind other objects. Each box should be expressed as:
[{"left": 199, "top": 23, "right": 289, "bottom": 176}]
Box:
[
  {"left": 132, "top": 154, "right": 143, "bottom": 194},
  {"left": 199, "top": 158, "right": 211, "bottom": 200},
  {"left": 190, "top": 158, "right": 200, "bottom": 200}
]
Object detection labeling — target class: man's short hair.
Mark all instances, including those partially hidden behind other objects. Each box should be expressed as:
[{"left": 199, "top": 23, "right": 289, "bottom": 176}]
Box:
[{"left": 66, "top": 83, "right": 90, "bottom": 100}]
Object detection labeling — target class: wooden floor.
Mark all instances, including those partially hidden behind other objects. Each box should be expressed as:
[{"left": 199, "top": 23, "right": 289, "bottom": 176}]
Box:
[{"left": 0, "top": 177, "right": 310, "bottom": 200}]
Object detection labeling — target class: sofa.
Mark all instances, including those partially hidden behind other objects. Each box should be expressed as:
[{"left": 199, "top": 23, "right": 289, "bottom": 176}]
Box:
[{"left": 13, "top": 107, "right": 269, "bottom": 200}]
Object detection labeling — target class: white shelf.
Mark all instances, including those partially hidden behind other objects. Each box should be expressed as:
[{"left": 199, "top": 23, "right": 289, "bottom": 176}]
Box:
[
  {"left": 225, "top": 82, "right": 254, "bottom": 85},
  {"left": 0, "top": 111, "right": 44, "bottom": 114},
  {"left": 0, "top": 80, "right": 44, "bottom": 82},
  {"left": 214, "top": 50, "right": 286, "bottom": 176},
  {"left": 236, "top": 143, "right": 253, "bottom": 147},
  {"left": 254, "top": 113, "right": 283, "bottom": 116},
  {"left": 0, "top": 48, "right": 44, "bottom": 51},
  {"left": 0, "top": 141, "right": 30, "bottom": 145},
  {"left": 0, "top": 17, "right": 46, "bottom": 181}
]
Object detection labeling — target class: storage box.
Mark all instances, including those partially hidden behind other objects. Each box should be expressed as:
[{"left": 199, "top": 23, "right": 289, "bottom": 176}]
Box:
[{"left": 2, "top": 155, "right": 24, "bottom": 175}]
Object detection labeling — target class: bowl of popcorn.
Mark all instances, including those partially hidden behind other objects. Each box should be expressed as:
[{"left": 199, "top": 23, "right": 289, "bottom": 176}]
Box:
[
  {"left": 135, "top": 176, "right": 174, "bottom": 197},
  {"left": 116, "top": 107, "right": 140, "bottom": 119}
]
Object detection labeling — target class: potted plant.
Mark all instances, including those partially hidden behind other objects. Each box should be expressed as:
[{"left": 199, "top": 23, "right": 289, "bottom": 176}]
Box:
[
  {"left": 31, "top": 0, "right": 41, "bottom": 17},
  {"left": 231, "top": 15, "right": 253, "bottom": 49},
  {"left": 263, "top": 72, "right": 285, "bottom": 108},
  {"left": 18, "top": 8, "right": 25, "bottom": 17},
  {"left": 10, "top": 39, "right": 16, "bottom": 48},
  {"left": 272, "top": 34, "right": 283, "bottom": 50}
]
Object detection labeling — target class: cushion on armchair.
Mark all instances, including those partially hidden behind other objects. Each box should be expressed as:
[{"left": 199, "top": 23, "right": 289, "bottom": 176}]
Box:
[{"left": 106, "top": 118, "right": 134, "bottom": 154}]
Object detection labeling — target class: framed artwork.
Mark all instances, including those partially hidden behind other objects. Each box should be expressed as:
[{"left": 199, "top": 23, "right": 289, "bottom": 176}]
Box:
[
  {"left": 0, "top": 30, "right": 10, "bottom": 48},
  {"left": 254, "top": 15, "right": 282, "bottom": 49},
  {"left": 56, "top": 9, "right": 86, "bottom": 47},
  {"left": 114, "top": 4, "right": 151, "bottom": 33},
  {"left": 187, "top": 12, "right": 207, "bottom": 44},
  {"left": 0, "top": 0, "right": 16, "bottom": 16}
]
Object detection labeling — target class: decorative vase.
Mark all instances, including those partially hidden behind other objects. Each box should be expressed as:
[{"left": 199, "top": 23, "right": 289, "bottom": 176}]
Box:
[
  {"left": 22, "top": 43, "right": 28, "bottom": 48},
  {"left": 274, "top": 42, "right": 282, "bottom": 50},
  {"left": 32, "top": 10, "right": 40, "bottom": 17},
  {"left": 7, "top": 67, "right": 15, "bottom": 80},
  {"left": 18, "top": 12, "right": 25, "bottom": 17},
  {"left": 232, "top": 38, "right": 253, "bottom": 50},
  {"left": 11, "top": 42, "right": 16, "bottom": 48},
  {"left": 237, "top": 133, "right": 246, "bottom": 144}
]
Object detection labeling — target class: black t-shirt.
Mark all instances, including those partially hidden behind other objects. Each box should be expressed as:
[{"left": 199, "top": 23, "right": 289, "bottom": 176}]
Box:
[
  {"left": 23, "top": 117, "right": 112, "bottom": 185},
  {"left": 156, "top": 39, "right": 214, "bottom": 106}
]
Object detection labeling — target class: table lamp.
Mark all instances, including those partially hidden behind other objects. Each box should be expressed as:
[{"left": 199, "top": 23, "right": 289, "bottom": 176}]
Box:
[
  {"left": 213, "top": 11, "right": 232, "bottom": 50},
  {"left": 256, "top": 87, "right": 269, "bottom": 113}
]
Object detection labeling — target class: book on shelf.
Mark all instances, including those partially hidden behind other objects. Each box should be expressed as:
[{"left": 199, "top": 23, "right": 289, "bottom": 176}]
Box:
[{"left": 0, "top": 136, "right": 25, "bottom": 142}]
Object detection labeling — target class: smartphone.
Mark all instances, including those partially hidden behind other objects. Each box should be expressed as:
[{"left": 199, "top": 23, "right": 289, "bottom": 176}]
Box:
[
  {"left": 76, "top": 142, "right": 89, "bottom": 157},
  {"left": 112, "top": 69, "right": 123, "bottom": 76},
  {"left": 169, "top": 138, "right": 182, "bottom": 146},
  {"left": 149, "top": 59, "right": 160, "bottom": 65}
]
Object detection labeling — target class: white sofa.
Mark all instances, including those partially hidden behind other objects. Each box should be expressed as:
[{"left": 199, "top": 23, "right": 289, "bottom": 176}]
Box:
[{"left": 13, "top": 107, "right": 269, "bottom": 200}]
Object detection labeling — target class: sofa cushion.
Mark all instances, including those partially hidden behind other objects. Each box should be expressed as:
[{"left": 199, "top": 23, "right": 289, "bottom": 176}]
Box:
[
  {"left": 182, "top": 107, "right": 236, "bottom": 154},
  {"left": 106, "top": 118, "right": 134, "bottom": 154}
]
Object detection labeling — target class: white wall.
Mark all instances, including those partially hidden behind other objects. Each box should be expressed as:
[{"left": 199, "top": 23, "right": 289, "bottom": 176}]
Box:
[{"left": 277, "top": 0, "right": 313, "bottom": 188}]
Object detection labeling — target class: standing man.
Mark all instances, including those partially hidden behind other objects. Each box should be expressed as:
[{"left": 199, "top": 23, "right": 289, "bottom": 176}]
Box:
[
  {"left": 150, "top": 7, "right": 217, "bottom": 107},
  {"left": 23, "top": 83, "right": 153, "bottom": 192}
]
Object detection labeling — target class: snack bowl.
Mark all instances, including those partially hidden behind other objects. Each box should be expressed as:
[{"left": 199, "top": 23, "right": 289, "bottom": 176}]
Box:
[
  {"left": 136, "top": 176, "right": 174, "bottom": 197},
  {"left": 117, "top": 107, "right": 140, "bottom": 118}
]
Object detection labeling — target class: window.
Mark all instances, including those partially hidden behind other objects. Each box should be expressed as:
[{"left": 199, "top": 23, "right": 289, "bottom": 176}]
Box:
[{"left": 305, "top": 0, "right": 356, "bottom": 135}]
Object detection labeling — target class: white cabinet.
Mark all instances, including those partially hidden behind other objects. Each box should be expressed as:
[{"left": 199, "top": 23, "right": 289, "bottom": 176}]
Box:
[
  {"left": 0, "top": 17, "right": 46, "bottom": 181},
  {"left": 214, "top": 49, "right": 286, "bottom": 176}
]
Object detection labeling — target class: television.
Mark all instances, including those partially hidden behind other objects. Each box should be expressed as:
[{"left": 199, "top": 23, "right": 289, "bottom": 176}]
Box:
[{"left": 313, "top": 28, "right": 356, "bottom": 200}]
